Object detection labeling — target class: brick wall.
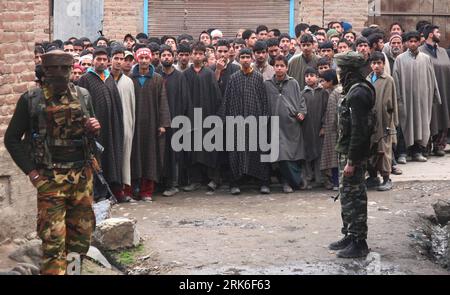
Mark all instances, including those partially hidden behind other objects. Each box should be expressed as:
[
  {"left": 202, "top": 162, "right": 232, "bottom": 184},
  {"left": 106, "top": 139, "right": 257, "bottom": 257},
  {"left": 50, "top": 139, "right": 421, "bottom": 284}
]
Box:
[
  {"left": 0, "top": 0, "right": 38, "bottom": 240},
  {"left": 103, "top": 0, "right": 144, "bottom": 41},
  {"left": 299, "top": 0, "right": 369, "bottom": 33},
  {"left": 34, "top": 0, "right": 51, "bottom": 42}
]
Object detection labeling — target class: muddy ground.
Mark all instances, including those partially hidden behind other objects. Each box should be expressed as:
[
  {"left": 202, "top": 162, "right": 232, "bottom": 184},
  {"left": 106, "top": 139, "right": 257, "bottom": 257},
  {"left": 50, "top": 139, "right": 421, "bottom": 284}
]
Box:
[
  {"left": 112, "top": 180, "right": 450, "bottom": 275},
  {"left": 1, "top": 156, "right": 450, "bottom": 275}
]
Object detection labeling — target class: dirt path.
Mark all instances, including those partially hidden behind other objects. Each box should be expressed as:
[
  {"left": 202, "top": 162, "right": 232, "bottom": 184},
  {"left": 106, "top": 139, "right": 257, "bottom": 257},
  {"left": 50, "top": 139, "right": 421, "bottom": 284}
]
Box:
[
  {"left": 113, "top": 177, "right": 450, "bottom": 274},
  {"left": 1, "top": 155, "right": 449, "bottom": 275}
]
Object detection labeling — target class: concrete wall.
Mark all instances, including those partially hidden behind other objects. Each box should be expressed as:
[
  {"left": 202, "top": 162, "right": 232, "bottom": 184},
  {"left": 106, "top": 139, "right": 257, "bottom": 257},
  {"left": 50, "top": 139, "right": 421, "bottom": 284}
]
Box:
[{"left": 0, "top": 0, "right": 38, "bottom": 241}]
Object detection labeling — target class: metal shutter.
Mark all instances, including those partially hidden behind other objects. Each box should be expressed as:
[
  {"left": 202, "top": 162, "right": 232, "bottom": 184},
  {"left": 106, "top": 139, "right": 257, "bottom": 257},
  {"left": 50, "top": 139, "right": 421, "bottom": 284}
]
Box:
[{"left": 148, "top": 0, "right": 290, "bottom": 39}]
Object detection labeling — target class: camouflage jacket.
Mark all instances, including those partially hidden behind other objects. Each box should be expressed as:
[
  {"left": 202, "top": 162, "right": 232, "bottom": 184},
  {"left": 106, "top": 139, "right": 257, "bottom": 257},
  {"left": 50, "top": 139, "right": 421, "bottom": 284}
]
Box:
[{"left": 335, "top": 81, "right": 375, "bottom": 165}]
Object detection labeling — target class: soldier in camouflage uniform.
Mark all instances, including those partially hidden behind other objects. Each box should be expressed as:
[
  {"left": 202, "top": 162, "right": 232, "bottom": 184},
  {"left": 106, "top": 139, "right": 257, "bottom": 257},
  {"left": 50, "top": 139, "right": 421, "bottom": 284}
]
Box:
[
  {"left": 5, "top": 50, "right": 101, "bottom": 275},
  {"left": 328, "top": 51, "right": 376, "bottom": 258}
]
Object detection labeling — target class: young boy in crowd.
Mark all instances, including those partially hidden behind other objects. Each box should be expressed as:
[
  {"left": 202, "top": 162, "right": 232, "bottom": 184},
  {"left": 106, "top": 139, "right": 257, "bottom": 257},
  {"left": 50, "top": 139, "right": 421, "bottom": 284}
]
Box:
[
  {"left": 317, "top": 57, "right": 331, "bottom": 75},
  {"left": 366, "top": 52, "right": 398, "bottom": 191},
  {"left": 301, "top": 67, "right": 329, "bottom": 187},
  {"left": 319, "top": 69, "right": 341, "bottom": 190}
]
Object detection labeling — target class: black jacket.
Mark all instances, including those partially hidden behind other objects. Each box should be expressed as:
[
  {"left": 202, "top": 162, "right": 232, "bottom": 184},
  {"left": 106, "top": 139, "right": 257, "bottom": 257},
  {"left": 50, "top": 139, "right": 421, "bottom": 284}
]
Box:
[{"left": 336, "top": 80, "right": 375, "bottom": 164}]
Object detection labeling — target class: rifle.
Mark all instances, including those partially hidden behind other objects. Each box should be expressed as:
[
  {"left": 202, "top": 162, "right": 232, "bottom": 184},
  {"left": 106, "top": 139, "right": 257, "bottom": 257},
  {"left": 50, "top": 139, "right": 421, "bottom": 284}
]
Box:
[
  {"left": 76, "top": 86, "right": 117, "bottom": 205},
  {"left": 332, "top": 127, "right": 397, "bottom": 202},
  {"left": 86, "top": 135, "right": 117, "bottom": 205}
]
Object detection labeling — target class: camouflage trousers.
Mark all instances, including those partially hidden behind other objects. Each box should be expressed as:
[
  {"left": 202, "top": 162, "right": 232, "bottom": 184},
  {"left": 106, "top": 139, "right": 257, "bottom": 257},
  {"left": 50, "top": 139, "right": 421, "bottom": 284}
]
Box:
[
  {"left": 35, "top": 165, "right": 95, "bottom": 275},
  {"left": 338, "top": 154, "right": 368, "bottom": 240}
]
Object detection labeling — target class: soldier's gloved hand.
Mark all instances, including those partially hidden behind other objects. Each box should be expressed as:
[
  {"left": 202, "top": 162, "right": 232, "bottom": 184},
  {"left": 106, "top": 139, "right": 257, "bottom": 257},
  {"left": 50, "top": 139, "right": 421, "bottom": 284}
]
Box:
[{"left": 85, "top": 118, "right": 101, "bottom": 134}]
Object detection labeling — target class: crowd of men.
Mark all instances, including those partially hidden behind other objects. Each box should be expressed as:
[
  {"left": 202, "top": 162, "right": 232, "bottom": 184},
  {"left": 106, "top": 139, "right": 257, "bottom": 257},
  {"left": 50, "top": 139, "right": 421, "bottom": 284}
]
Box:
[{"left": 32, "top": 21, "right": 450, "bottom": 203}]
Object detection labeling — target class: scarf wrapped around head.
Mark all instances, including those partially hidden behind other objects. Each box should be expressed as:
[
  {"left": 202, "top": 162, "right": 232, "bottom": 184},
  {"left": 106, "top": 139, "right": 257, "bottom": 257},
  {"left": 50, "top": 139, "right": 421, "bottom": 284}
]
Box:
[{"left": 135, "top": 48, "right": 152, "bottom": 60}]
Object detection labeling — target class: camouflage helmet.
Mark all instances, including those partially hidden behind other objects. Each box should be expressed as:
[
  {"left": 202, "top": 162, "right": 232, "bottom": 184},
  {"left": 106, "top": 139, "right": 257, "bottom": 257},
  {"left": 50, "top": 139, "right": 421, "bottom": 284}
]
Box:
[
  {"left": 41, "top": 50, "right": 74, "bottom": 67},
  {"left": 334, "top": 51, "right": 366, "bottom": 69}
]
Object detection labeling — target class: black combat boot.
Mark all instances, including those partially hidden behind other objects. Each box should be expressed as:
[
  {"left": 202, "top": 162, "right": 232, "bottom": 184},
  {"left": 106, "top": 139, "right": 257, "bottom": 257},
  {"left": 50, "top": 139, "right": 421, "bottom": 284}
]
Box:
[
  {"left": 336, "top": 238, "right": 369, "bottom": 258},
  {"left": 328, "top": 235, "right": 352, "bottom": 250}
]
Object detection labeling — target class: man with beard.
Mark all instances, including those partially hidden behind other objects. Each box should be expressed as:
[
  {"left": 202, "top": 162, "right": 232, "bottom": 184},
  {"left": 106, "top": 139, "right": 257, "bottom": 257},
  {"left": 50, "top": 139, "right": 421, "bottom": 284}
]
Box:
[
  {"left": 267, "top": 38, "right": 281, "bottom": 66},
  {"left": 110, "top": 47, "right": 136, "bottom": 202},
  {"left": 385, "top": 34, "right": 403, "bottom": 71},
  {"left": 130, "top": 47, "right": 171, "bottom": 201},
  {"left": 182, "top": 41, "right": 222, "bottom": 192},
  {"left": 288, "top": 34, "right": 318, "bottom": 90},
  {"left": 329, "top": 51, "right": 376, "bottom": 258},
  {"left": 175, "top": 43, "right": 192, "bottom": 72},
  {"left": 220, "top": 48, "right": 271, "bottom": 195},
  {"left": 77, "top": 48, "right": 124, "bottom": 201},
  {"left": 159, "top": 45, "right": 191, "bottom": 196},
  {"left": 419, "top": 25, "right": 450, "bottom": 157},
  {"left": 210, "top": 29, "right": 223, "bottom": 47},
  {"left": 384, "top": 33, "right": 405, "bottom": 174},
  {"left": 344, "top": 31, "right": 356, "bottom": 45},
  {"left": 242, "top": 30, "right": 258, "bottom": 50},
  {"left": 393, "top": 31, "right": 441, "bottom": 162},
  {"left": 123, "top": 34, "right": 136, "bottom": 51},
  {"left": 251, "top": 41, "right": 275, "bottom": 81},
  {"left": 355, "top": 37, "right": 372, "bottom": 77},
  {"left": 148, "top": 42, "right": 162, "bottom": 73}
]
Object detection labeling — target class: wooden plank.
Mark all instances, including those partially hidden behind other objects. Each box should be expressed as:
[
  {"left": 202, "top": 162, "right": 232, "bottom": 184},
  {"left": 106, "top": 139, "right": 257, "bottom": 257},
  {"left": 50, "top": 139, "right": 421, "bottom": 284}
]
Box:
[
  {"left": 374, "top": 0, "right": 450, "bottom": 48},
  {"left": 419, "top": 0, "right": 434, "bottom": 13},
  {"left": 434, "top": 0, "right": 450, "bottom": 13},
  {"left": 380, "top": 0, "right": 393, "bottom": 12},
  {"left": 393, "top": 0, "right": 420, "bottom": 12}
]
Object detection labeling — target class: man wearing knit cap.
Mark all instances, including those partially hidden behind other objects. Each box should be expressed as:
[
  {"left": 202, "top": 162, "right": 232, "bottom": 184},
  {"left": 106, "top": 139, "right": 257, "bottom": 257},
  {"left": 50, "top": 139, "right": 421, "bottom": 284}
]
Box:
[
  {"left": 130, "top": 47, "right": 171, "bottom": 201},
  {"left": 385, "top": 34, "right": 404, "bottom": 70},
  {"left": 70, "top": 64, "right": 85, "bottom": 84}
]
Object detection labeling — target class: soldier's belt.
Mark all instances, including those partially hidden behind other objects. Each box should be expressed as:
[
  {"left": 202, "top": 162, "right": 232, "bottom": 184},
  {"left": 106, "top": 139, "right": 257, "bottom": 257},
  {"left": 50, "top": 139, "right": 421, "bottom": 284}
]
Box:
[
  {"left": 38, "top": 160, "right": 88, "bottom": 169},
  {"left": 47, "top": 139, "right": 84, "bottom": 147}
]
